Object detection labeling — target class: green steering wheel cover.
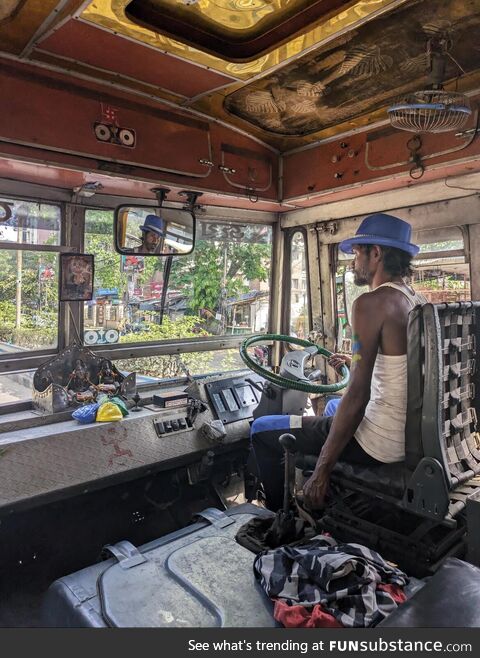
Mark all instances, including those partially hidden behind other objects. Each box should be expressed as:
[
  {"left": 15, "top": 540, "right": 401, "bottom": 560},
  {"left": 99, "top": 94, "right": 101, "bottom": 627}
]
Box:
[{"left": 240, "top": 334, "right": 349, "bottom": 394}]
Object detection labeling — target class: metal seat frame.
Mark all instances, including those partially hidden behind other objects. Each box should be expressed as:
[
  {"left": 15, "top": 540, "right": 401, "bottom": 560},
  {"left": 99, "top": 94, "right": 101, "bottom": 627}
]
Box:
[{"left": 301, "top": 302, "right": 480, "bottom": 575}]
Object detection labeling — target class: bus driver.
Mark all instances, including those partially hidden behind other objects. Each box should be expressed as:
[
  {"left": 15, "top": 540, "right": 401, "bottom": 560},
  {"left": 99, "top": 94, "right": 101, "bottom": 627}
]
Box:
[
  {"left": 250, "top": 213, "right": 427, "bottom": 511},
  {"left": 134, "top": 214, "right": 166, "bottom": 254}
]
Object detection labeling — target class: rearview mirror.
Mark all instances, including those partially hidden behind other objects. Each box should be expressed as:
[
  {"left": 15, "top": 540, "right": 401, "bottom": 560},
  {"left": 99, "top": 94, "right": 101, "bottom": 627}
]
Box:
[{"left": 114, "top": 205, "right": 195, "bottom": 256}]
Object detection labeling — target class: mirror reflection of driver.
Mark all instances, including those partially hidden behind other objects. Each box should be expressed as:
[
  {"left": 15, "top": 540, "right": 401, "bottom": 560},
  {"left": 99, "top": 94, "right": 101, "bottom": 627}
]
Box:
[{"left": 133, "top": 214, "right": 166, "bottom": 254}]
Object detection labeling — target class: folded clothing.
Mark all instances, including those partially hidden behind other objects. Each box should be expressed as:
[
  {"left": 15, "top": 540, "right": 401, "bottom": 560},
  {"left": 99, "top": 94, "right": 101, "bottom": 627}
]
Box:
[{"left": 254, "top": 534, "right": 408, "bottom": 628}]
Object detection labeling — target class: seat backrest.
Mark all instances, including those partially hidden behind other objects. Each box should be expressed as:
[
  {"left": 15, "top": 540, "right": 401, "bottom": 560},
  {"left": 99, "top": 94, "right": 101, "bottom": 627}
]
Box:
[{"left": 407, "top": 302, "right": 480, "bottom": 489}]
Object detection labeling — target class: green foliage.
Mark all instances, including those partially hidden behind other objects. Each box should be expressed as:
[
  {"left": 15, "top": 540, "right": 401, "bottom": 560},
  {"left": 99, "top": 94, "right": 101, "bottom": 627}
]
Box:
[
  {"left": 170, "top": 240, "right": 270, "bottom": 314},
  {"left": 0, "top": 249, "right": 59, "bottom": 349},
  {"left": 119, "top": 315, "right": 207, "bottom": 343},
  {"left": 0, "top": 301, "right": 15, "bottom": 329},
  {"left": 116, "top": 348, "right": 241, "bottom": 381},
  {"left": 415, "top": 275, "right": 469, "bottom": 291},
  {"left": 116, "top": 315, "right": 210, "bottom": 378}
]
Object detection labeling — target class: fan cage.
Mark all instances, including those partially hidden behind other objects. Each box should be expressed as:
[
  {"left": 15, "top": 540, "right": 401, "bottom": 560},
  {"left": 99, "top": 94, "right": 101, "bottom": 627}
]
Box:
[{"left": 388, "top": 90, "right": 472, "bottom": 133}]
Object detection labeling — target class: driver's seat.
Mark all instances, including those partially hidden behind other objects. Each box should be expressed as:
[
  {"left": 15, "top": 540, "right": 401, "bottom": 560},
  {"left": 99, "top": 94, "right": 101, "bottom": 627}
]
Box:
[{"left": 297, "top": 302, "right": 480, "bottom": 575}]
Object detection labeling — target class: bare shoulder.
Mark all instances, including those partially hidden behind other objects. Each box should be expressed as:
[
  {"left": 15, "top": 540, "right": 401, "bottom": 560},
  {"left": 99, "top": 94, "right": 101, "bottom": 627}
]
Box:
[
  {"left": 352, "top": 290, "right": 379, "bottom": 312},
  {"left": 352, "top": 286, "right": 410, "bottom": 328},
  {"left": 351, "top": 291, "right": 384, "bottom": 328}
]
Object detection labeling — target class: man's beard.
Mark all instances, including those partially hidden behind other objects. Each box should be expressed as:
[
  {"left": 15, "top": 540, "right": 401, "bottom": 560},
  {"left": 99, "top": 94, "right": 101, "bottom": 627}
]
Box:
[{"left": 353, "top": 267, "right": 369, "bottom": 287}]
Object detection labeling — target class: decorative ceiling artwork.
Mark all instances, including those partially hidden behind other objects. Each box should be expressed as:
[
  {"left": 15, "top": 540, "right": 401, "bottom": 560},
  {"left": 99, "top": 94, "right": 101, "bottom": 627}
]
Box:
[
  {"left": 81, "top": 0, "right": 401, "bottom": 80},
  {"left": 124, "top": 0, "right": 347, "bottom": 61},
  {"left": 224, "top": 0, "right": 480, "bottom": 135},
  {"left": 0, "top": 0, "right": 25, "bottom": 23}
]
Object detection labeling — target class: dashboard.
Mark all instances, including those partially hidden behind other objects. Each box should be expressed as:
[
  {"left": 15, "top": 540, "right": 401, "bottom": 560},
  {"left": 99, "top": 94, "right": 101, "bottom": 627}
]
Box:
[{"left": 0, "top": 370, "right": 266, "bottom": 515}]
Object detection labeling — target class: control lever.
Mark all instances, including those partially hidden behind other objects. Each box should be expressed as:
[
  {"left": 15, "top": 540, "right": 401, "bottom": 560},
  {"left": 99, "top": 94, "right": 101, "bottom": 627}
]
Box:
[
  {"left": 279, "top": 433, "right": 297, "bottom": 514},
  {"left": 245, "top": 377, "right": 264, "bottom": 393},
  {"left": 246, "top": 377, "right": 275, "bottom": 399},
  {"left": 187, "top": 397, "right": 207, "bottom": 425}
]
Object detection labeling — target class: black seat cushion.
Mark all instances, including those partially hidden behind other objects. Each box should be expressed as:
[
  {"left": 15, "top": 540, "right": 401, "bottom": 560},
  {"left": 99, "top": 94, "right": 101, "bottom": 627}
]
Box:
[
  {"left": 297, "top": 454, "right": 409, "bottom": 499},
  {"left": 379, "top": 558, "right": 480, "bottom": 627}
]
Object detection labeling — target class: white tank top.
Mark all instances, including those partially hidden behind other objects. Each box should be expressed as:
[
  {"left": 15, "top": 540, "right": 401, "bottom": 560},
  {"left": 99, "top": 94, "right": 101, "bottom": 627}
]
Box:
[{"left": 354, "top": 282, "right": 426, "bottom": 463}]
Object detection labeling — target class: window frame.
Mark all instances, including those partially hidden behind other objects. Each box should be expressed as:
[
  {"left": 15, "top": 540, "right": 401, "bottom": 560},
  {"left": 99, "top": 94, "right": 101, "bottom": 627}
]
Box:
[
  {"left": 0, "top": 183, "right": 277, "bottom": 410},
  {"left": 333, "top": 223, "right": 471, "bottom": 349},
  {"left": 0, "top": 195, "right": 68, "bottom": 370},
  {"left": 83, "top": 206, "right": 276, "bottom": 361},
  {"left": 281, "top": 227, "right": 312, "bottom": 337}
]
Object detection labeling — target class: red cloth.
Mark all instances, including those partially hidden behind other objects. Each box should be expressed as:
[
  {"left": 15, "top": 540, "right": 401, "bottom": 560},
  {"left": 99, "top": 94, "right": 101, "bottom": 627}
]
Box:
[
  {"left": 377, "top": 583, "right": 407, "bottom": 604},
  {"left": 274, "top": 584, "right": 406, "bottom": 628},
  {"left": 274, "top": 600, "right": 343, "bottom": 628}
]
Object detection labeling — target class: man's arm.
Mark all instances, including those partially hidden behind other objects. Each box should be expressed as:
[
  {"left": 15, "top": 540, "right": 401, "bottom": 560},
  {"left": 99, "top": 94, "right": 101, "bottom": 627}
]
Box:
[{"left": 303, "top": 292, "right": 383, "bottom": 508}]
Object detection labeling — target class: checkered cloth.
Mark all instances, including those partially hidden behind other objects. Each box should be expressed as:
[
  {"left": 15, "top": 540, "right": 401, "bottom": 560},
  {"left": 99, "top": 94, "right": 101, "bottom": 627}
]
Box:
[{"left": 254, "top": 534, "right": 408, "bottom": 627}]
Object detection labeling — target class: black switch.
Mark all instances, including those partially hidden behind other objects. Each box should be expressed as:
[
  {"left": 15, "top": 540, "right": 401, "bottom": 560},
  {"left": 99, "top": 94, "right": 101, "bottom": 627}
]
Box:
[
  {"left": 171, "top": 419, "right": 179, "bottom": 431},
  {"left": 164, "top": 421, "right": 172, "bottom": 432},
  {"left": 156, "top": 421, "right": 165, "bottom": 434}
]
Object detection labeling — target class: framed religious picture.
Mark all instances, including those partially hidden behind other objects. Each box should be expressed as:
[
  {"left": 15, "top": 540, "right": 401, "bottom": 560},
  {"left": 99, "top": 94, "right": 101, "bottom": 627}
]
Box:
[{"left": 59, "top": 253, "right": 94, "bottom": 302}]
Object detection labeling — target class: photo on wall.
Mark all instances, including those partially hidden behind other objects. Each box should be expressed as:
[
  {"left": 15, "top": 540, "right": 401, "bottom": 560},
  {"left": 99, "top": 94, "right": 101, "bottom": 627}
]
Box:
[{"left": 59, "top": 253, "right": 94, "bottom": 302}]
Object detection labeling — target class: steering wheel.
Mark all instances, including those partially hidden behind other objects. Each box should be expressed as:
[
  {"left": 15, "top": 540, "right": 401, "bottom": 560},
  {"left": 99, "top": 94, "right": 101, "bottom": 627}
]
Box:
[{"left": 240, "top": 334, "right": 349, "bottom": 394}]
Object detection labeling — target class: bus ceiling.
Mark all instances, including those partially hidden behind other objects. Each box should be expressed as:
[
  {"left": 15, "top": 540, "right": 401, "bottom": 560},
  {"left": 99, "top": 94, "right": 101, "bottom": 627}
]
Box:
[{"left": 0, "top": 1, "right": 479, "bottom": 211}]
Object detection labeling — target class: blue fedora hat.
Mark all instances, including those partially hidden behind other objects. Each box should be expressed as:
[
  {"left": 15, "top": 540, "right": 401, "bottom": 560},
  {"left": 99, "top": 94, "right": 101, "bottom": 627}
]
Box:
[
  {"left": 139, "top": 214, "right": 166, "bottom": 236},
  {"left": 339, "top": 213, "right": 419, "bottom": 256}
]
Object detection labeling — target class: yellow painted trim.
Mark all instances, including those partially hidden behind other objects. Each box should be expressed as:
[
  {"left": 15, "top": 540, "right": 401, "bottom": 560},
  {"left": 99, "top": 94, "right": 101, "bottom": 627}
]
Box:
[{"left": 82, "top": 0, "right": 402, "bottom": 80}]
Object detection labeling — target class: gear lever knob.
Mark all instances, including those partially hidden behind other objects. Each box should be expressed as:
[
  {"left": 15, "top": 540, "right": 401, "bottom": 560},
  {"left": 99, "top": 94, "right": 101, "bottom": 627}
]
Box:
[{"left": 279, "top": 433, "right": 297, "bottom": 453}]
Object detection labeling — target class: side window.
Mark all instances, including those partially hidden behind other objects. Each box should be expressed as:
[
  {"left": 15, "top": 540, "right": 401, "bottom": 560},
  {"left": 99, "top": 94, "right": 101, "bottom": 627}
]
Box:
[
  {"left": 336, "top": 251, "right": 367, "bottom": 353},
  {"left": 0, "top": 197, "right": 61, "bottom": 354},
  {"left": 335, "top": 225, "right": 470, "bottom": 352},
  {"left": 288, "top": 231, "right": 310, "bottom": 338},
  {"left": 411, "top": 227, "right": 470, "bottom": 302}
]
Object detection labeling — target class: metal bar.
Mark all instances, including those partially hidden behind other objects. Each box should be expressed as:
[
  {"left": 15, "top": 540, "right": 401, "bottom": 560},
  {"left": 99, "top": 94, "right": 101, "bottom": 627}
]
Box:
[
  {"left": 268, "top": 221, "right": 284, "bottom": 366},
  {"left": 415, "top": 249, "right": 466, "bottom": 260},
  {"left": 89, "top": 335, "right": 253, "bottom": 360},
  {"left": 34, "top": 47, "right": 188, "bottom": 101},
  {"left": 281, "top": 192, "right": 480, "bottom": 235},
  {"left": 20, "top": 0, "right": 74, "bottom": 59},
  {"left": 0, "top": 179, "right": 279, "bottom": 220},
  {"left": 468, "top": 224, "right": 480, "bottom": 301},
  {"left": 0, "top": 351, "right": 59, "bottom": 372},
  {"left": 0, "top": 241, "right": 72, "bottom": 253}
]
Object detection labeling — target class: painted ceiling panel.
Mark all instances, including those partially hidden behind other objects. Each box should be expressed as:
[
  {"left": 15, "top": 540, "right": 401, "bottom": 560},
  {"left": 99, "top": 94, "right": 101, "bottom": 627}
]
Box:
[
  {"left": 224, "top": 0, "right": 480, "bottom": 135},
  {"left": 39, "top": 18, "right": 235, "bottom": 98},
  {"left": 81, "top": 0, "right": 402, "bottom": 80},
  {"left": 124, "top": 0, "right": 347, "bottom": 61}
]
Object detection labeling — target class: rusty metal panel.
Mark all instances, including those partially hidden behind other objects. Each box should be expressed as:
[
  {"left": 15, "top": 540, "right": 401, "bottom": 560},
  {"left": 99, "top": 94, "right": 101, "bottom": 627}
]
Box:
[
  {"left": 219, "top": 143, "right": 274, "bottom": 196},
  {"left": 282, "top": 117, "right": 480, "bottom": 202},
  {"left": 0, "top": 60, "right": 279, "bottom": 199},
  {"left": 39, "top": 19, "right": 235, "bottom": 99},
  {"left": 0, "top": 61, "right": 213, "bottom": 179}
]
